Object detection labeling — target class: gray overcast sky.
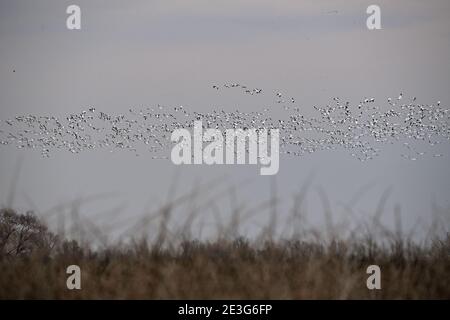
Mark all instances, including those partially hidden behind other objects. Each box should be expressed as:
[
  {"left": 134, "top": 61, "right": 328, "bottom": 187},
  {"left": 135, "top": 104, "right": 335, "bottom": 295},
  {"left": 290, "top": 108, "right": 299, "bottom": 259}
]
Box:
[{"left": 1, "top": 0, "right": 449, "bottom": 239}]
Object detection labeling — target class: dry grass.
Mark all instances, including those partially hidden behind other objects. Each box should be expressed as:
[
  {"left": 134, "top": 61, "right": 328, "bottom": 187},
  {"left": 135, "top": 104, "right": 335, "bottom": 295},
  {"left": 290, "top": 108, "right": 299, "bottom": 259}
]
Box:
[{"left": 0, "top": 208, "right": 449, "bottom": 299}]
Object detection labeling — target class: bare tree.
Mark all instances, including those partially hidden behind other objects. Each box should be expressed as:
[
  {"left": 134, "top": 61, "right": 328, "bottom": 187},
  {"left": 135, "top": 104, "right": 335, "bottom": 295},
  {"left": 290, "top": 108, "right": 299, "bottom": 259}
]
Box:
[{"left": 0, "top": 209, "right": 58, "bottom": 257}]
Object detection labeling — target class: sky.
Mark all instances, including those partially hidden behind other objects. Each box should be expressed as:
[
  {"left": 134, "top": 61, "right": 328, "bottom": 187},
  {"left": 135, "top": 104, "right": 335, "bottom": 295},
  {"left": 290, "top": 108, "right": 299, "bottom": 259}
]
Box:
[{"left": 0, "top": 0, "right": 450, "bottom": 241}]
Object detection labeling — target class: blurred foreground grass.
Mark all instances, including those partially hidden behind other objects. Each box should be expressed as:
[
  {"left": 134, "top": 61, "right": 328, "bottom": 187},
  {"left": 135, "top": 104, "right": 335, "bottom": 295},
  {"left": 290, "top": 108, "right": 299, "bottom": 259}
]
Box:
[{"left": 0, "top": 208, "right": 449, "bottom": 299}]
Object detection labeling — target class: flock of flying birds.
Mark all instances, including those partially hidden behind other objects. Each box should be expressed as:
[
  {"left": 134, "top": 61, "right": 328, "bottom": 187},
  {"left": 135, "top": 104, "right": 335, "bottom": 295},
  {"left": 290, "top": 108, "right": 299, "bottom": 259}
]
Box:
[{"left": 0, "top": 83, "right": 449, "bottom": 161}]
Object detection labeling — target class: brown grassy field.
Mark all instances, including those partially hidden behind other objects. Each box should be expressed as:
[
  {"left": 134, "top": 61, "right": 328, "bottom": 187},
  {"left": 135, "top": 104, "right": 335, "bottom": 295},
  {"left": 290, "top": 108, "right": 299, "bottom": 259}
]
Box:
[{"left": 0, "top": 208, "right": 449, "bottom": 299}]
